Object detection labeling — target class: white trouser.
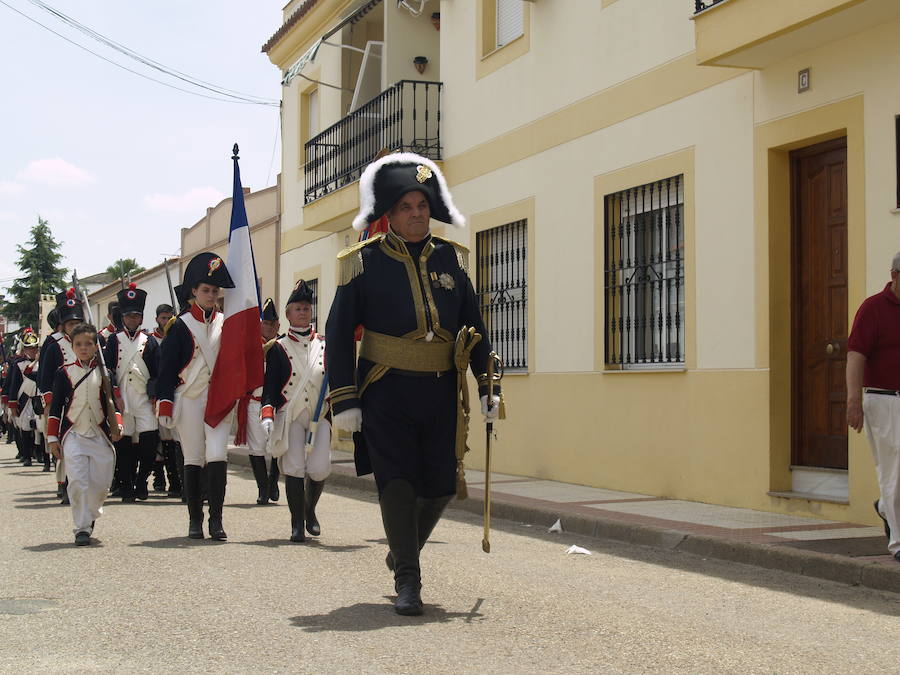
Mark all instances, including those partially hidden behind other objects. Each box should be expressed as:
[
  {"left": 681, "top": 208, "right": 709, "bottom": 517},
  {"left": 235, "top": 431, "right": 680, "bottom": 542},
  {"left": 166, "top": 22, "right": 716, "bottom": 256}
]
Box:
[
  {"left": 863, "top": 392, "right": 900, "bottom": 554},
  {"left": 278, "top": 408, "right": 331, "bottom": 480},
  {"left": 246, "top": 400, "right": 269, "bottom": 458},
  {"left": 121, "top": 392, "right": 158, "bottom": 439},
  {"left": 63, "top": 431, "right": 115, "bottom": 534},
  {"left": 175, "top": 392, "right": 230, "bottom": 467},
  {"left": 56, "top": 457, "right": 66, "bottom": 483}
]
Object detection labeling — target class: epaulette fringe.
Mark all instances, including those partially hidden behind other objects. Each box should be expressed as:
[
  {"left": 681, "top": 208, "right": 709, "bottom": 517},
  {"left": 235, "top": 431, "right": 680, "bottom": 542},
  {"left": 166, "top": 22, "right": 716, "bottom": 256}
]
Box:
[
  {"left": 336, "top": 234, "right": 383, "bottom": 286},
  {"left": 434, "top": 236, "right": 470, "bottom": 273},
  {"left": 262, "top": 338, "right": 277, "bottom": 355}
]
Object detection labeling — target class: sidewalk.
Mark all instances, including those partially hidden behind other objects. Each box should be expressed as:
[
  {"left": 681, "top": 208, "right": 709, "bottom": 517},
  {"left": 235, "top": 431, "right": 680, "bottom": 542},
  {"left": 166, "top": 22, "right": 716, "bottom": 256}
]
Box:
[{"left": 228, "top": 447, "right": 900, "bottom": 595}]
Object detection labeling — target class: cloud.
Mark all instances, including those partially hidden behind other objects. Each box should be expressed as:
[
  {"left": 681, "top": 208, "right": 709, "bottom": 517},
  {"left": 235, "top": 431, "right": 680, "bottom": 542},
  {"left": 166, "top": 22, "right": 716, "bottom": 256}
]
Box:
[
  {"left": 143, "top": 186, "right": 226, "bottom": 214},
  {"left": 18, "top": 158, "right": 96, "bottom": 186},
  {"left": 0, "top": 181, "right": 25, "bottom": 195}
]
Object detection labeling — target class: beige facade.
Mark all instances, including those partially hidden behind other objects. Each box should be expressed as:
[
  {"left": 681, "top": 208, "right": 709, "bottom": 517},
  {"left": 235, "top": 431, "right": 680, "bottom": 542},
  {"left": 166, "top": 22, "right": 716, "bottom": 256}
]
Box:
[
  {"left": 264, "top": 0, "right": 900, "bottom": 527},
  {"left": 180, "top": 178, "right": 282, "bottom": 307}
]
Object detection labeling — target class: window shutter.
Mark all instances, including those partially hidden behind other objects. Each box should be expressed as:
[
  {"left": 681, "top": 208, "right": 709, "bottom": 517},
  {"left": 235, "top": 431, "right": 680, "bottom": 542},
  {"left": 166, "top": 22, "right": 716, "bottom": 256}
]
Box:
[{"left": 496, "top": 0, "right": 524, "bottom": 48}]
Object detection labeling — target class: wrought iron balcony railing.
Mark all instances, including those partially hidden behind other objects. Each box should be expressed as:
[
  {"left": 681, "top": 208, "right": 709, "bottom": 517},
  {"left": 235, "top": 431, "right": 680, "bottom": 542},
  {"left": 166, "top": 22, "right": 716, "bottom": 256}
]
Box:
[
  {"left": 303, "top": 80, "right": 443, "bottom": 204},
  {"left": 694, "top": 0, "right": 728, "bottom": 12}
]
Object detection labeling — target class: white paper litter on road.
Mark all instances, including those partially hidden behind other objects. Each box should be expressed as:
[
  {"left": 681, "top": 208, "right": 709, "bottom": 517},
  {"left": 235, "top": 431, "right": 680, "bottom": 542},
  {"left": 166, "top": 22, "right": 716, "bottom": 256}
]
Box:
[
  {"left": 548, "top": 519, "right": 563, "bottom": 533},
  {"left": 565, "top": 545, "right": 591, "bottom": 555}
]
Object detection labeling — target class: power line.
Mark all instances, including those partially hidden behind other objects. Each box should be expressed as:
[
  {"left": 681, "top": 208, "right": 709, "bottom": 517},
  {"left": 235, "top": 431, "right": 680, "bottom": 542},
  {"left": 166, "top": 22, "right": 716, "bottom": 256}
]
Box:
[
  {"left": 26, "top": 0, "right": 279, "bottom": 105},
  {"left": 0, "top": 0, "right": 279, "bottom": 106}
]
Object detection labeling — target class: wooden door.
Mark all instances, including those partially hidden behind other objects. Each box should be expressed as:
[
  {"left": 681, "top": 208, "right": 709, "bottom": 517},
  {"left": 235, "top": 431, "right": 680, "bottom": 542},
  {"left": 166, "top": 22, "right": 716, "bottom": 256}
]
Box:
[{"left": 792, "top": 138, "right": 848, "bottom": 469}]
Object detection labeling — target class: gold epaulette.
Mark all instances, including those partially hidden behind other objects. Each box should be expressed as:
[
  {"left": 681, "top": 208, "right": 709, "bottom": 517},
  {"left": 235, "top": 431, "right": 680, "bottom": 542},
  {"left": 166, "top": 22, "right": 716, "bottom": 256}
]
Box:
[
  {"left": 262, "top": 337, "right": 277, "bottom": 355},
  {"left": 433, "top": 236, "right": 470, "bottom": 273},
  {"left": 163, "top": 316, "right": 178, "bottom": 337},
  {"left": 336, "top": 234, "right": 384, "bottom": 286}
]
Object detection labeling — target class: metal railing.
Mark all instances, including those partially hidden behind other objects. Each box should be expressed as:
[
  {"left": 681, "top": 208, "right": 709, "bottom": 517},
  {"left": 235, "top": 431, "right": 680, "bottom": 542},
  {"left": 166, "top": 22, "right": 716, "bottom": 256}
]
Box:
[
  {"left": 303, "top": 80, "right": 443, "bottom": 204},
  {"left": 694, "top": 0, "right": 728, "bottom": 12}
]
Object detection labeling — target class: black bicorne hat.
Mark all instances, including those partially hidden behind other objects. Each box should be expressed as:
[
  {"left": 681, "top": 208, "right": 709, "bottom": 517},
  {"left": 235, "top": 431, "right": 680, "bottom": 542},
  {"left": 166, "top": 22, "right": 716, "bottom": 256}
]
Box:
[
  {"left": 55, "top": 287, "right": 85, "bottom": 324},
  {"left": 173, "top": 283, "right": 191, "bottom": 314},
  {"left": 352, "top": 152, "right": 465, "bottom": 231},
  {"left": 117, "top": 282, "right": 147, "bottom": 316},
  {"left": 107, "top": 300, "right": 119, "bottom": 316},
  {"left": 286, "top": 280, "right": 314, "bottom": 306},
  {"left": 261, "top": 297, "right": 279, "bottom": 322},
  {"left": 47, "top": 308, "right": 59, "bottom": 329},
  {"left": 183, "top": 252, "right": 235, "bottom": 290}
]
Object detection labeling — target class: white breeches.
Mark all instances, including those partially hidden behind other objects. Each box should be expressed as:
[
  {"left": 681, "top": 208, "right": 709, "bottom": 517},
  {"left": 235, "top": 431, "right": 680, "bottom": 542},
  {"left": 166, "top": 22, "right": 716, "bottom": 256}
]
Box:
[
  {"left": 174, "top": 393, "right": 230, "bottom": 467},
  {"left": 278, "top": 410, "right": 331, "bottom": 480},
  {"left": 121, "top": 395, "right": 158, "bottom": 438},
  {"left": 863, "top": 393, "right": 900, "bottom": 554},
  {"left": 63, "top": 431, "right": 115, "bottom": 534},
  {"left": 246, "top": 400, "right": 269, "bottom": 458}
]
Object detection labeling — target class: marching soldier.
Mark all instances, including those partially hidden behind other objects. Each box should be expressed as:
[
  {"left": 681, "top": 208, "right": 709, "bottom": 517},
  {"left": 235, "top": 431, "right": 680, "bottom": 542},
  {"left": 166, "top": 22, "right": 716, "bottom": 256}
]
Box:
[
  {"left": 149, "top": 303, "right": 182, "bottom": 497},
  {"left": 260, "top": 282, "right": 330, "bottom": 542},
  {"left": 246, "top": 298, "right": 281, "bottom": 505},
  {"left": 6, "top": 329, "right": 41, "bottom": 466},
  {"left": 326, "top": 153, "right": 501, "bottom": 615},
  {"left": 34, "top": 308, "right": 63, "bottom": 472},
  {"left": 156, "top": 252, "right": 235, "bottom": 540},
  {"left": 98, "top": 301, "right": 121, "bottom": 347},
  {"left": 103, "top": 283, "right": 161, "bottom": 502},
  {"left": 40, "top": 289, "right": 85, "bottom": 505}
]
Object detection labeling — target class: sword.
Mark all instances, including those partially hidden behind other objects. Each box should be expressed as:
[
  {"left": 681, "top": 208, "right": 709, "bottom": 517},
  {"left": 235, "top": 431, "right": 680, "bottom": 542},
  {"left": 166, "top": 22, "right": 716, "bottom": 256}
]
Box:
[
  {"left": 305, "top": 372, "right": 329, "bottom": 453},
  {"left": 482, "top": 351, "right": 503, "bottom": 554}
]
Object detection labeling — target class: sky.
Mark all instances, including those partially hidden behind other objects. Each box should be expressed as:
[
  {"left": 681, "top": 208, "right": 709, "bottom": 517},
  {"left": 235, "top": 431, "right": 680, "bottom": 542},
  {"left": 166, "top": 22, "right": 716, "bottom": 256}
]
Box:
[{"left": 0, "top": 0, "right": 285, "bottom": 296}]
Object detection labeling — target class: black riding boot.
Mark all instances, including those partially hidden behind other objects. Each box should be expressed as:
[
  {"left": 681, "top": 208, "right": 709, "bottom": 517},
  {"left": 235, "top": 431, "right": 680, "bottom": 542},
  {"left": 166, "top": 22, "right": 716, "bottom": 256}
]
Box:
[
  {"left": 183, "top": 465, "right": 205, "bottom": 539},
  {"left": 379, "top": 479, "right": 423, "bottom": 616},
  {"left": 162, "top": 441, "right": 182, "bottom": 497},
  {"left": 115, "top": 438, "right": 137, "bottom": 502},
  {"left": 134, "top": 431, "right": 160, "bottom": 501},
  {"left": 285, "top": 476, "right": 305, "bottom": 542},
  {"left": 20, "top": 430, "right": 34, "bottom": 466},
  {"left": 249, "top": 455, "right": 269, "bottom": 505},
  {"left": 305, "top": 478, "right": 325, "bottom": 536},
  {"left": 267, "top": 458, "right": 280, "bottom": 502},
  {"left": 386, "top": 494, "right": 453, "bottom": 572},
  {"left": 152, "top": 460, "right": 166, "bottom": 492},
  {"left": 206, "top": 461, "right": 227, "bottom": 540}
]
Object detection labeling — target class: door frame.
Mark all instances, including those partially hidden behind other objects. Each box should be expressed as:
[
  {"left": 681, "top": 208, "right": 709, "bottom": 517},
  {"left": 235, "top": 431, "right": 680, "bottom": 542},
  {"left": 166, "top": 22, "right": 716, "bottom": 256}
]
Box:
[{"left": 789, "top": 136, "right": 848, "bottom": 468}]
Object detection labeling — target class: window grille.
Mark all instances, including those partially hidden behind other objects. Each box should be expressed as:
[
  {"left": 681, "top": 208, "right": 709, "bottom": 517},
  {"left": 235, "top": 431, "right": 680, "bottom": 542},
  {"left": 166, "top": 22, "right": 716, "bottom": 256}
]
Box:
[
  {"left": 496, "top": 0, "right": 524, "bottom": 48},
  {"left": 476, "top": 219, "right": 528, "bottom": 370},
  {"left": 604, "top": 176, "right": 685, "bottom": 368},
  {"left": 307, "top": 278, "right": 319, "bottom": 328}
]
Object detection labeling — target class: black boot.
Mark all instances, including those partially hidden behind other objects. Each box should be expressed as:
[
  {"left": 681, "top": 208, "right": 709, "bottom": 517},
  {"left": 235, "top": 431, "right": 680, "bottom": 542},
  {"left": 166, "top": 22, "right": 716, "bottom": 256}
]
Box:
[
  {"left": 305, "top": 478, "right": 325, "bottom": 536},
  {"left": 134, "top": 431, "right": 159, "bottom": 501},
  {"left": 249, "top": 455, "right": 269, "bottom": 505},
  {"left": 285, "top": 476, "right": 305, "bottom": 542},
  {"left": 116, "top": 438, "right": 136, "bottom": 502},
  {"left": 386, "top": 495, "right": 452, "bottom": 572},
  {"left": 380, "top": 480, "right": 423, "bottom": 616},
  {"left": 206, "top": 461, "right": 228, "bottom": 541},
  {"left": 183, "top": 465, "right": 205, "bottom": 539},
  {"left": 267, "top": 458, "right": 280, "bottom": 502},
  {"left": 152, "top": 460, "right": 166, "bottom": 492},
  {"left": 162, "top": 441, "right": 182, "bottom": 497}
]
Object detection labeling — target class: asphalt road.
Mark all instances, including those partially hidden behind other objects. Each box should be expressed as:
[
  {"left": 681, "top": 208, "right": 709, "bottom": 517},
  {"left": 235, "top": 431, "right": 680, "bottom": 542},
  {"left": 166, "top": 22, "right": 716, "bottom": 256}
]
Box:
[{"left": 1, "top": 447, "right": 898, "bottom": 674}]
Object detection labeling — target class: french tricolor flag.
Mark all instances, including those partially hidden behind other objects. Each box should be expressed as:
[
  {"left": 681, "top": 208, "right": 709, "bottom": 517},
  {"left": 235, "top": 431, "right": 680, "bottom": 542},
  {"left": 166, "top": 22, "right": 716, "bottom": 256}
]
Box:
[{"left": 204, "top": 144, "right": 264, "bottom": 429}]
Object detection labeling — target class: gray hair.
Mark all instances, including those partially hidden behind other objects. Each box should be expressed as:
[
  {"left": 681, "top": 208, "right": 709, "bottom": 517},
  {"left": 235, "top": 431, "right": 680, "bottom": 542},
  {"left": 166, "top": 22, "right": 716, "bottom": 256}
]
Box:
[{"left": 893, "top": 252, "right": 900, "bottom": 272}]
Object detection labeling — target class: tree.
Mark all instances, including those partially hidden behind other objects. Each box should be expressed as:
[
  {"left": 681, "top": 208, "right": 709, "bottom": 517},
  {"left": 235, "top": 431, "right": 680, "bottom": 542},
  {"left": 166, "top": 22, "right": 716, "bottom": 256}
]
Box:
[
  {"left": 105, "top": 258, "right": 145, "bottom": 281},
  {"left": 2, "top": 216, "right": 68, "bottom": 329}
]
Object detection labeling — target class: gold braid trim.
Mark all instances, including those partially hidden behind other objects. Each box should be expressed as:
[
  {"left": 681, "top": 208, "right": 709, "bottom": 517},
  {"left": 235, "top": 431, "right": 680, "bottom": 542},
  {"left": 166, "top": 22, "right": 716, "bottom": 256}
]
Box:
[
  {"left": 453, "top": 326, "right": 482, "bottom": 500},
  {"left": 433, "top": 235, "right": 470, "bottom": 273},
  {"left": 336, "top": 234, "right": 384, "bottom": 286},
  {"left": 262, "top": 338, "right": 277, "bottom": 355},
  {"left": 163, "top": 316, "right": 178, "bottom": 337}
]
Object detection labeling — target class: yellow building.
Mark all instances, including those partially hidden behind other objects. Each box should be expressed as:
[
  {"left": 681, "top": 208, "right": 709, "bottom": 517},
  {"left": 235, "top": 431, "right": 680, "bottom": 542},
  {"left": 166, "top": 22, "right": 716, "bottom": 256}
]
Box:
[{"left": 263, "top": 0, "right": 900, "bottom": 527}]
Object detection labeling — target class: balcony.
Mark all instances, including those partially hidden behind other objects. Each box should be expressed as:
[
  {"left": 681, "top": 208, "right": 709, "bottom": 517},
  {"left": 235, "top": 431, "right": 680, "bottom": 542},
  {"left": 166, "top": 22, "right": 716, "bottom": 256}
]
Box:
[
  {"left": 303, "top": 80, "right": 443, "bottom": 205},
  {"left": 693, "top": 0, "right": 900, "bottom": 68}
]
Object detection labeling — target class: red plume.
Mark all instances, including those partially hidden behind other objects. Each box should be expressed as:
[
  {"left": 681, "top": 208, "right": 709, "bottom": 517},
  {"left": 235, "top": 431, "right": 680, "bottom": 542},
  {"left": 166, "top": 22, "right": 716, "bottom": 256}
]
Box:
[
  {"left": 66, "top": 287, "right": 76, "bottom": 299},
  {"left": 129, "top": 282, "right": 137, "bottom": 290}
]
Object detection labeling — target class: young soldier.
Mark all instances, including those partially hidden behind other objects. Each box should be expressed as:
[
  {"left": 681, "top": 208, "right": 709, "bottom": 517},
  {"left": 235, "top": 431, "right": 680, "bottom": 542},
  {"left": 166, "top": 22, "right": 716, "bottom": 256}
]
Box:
[
  {"left": 261, "top": 282, "right": 330, "bottom": 542},
  {"left": 326, "top": 153, "right": 501, "bottom": 615},
  {"left": 34, "top": 309, "right": 62, "bottom": 472},
  {"left": 103, "top": 283, "right": 161, "bottom": 502},
  {"left": 97, "top": 301, "right": 121, "bottom": 348},
  {"left": 47, "top": 323, "right": 122, "bottom": 545},
  {"left": 6, "top": 329, "right": 41, "bottom": 466},
  {"left": 156, "top": 253, "right": 235, "bottom": 540},
  {"left": 246, "top": 298, "right": 281, "bottom": 505},
  {"left": 149, "top": 303, "right": 181, "bottom": 497},
  {"left": 40, "top": 289, "right": 85, "bottom": 504}
]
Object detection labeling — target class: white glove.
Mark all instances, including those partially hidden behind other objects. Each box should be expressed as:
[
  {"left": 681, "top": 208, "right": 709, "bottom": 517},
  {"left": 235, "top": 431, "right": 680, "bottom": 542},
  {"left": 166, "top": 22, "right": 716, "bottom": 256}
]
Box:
[
  {"left": 158, "top": 415, "right": 174, "bottom": 429},
  {"left": 261, "top": 418, "right": 274, "bottom": 437},
  {"left": 481, "top": 394, "right": 501, "bottom": 423},
  {"left": 332, "top": 407, "right": 362, "bottom": 433}
]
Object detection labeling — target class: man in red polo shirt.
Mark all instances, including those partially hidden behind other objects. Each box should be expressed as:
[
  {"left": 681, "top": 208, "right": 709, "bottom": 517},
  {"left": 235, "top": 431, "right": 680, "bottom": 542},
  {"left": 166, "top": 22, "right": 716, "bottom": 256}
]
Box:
[{"left": 847, "top": 252, "right": 900, "bottom": 562}]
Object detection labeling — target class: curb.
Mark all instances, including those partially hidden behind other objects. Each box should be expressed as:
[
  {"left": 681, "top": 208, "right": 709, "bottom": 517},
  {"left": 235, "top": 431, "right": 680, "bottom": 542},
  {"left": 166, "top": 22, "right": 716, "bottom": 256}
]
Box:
[{"left": 227, "top": 452, "right": 900, "bottom": 595}]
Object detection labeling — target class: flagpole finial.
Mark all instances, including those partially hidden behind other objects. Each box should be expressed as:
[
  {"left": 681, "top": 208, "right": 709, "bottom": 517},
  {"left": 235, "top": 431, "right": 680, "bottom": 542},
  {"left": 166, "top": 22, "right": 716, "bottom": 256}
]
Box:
[{"left": 232, "top": 143, "right": 239, "bottom": 160}]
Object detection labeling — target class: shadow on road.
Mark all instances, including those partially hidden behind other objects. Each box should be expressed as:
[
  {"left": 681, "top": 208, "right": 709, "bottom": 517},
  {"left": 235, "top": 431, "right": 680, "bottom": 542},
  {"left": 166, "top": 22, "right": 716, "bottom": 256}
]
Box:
[
  {"left": 225, "top": 503, "right": 280, "bottom": 510},
  {"left": 14, "top": 503, "right": 66, "bottom": 510},
  {"left": 239, "top": 538, "right": 369, "bottom": 553},
  {"left": 24, "top": 539, "right": 105, "bottom": 552},
  {"left": 128, "top": 537, "right": 221, "bottom": 549},
  {"left": 289, "top": 597, "right": 486, "bottom": 631}
]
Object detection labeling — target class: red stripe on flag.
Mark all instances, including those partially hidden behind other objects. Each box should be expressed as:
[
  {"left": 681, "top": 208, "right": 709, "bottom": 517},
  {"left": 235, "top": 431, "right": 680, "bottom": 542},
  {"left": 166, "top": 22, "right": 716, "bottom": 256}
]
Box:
[{"left": 204, "top": 307, "right": 263, "bottom": 428}]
